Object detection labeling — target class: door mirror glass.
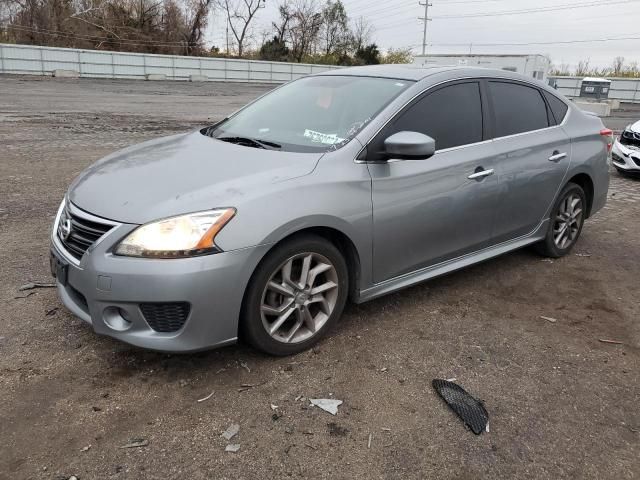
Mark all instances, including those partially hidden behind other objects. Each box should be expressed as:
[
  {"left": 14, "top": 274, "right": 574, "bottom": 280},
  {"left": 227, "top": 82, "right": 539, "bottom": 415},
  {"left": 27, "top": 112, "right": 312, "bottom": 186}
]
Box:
[{"left": 384, "top": 131, "right": 436, "bottom": 160}]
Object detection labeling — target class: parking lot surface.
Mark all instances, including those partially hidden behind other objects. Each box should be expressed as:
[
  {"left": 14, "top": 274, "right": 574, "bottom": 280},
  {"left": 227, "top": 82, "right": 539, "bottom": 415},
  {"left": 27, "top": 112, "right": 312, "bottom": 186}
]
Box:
[{"left": 0, "top": 76, "right": 638, "bottom": 479}]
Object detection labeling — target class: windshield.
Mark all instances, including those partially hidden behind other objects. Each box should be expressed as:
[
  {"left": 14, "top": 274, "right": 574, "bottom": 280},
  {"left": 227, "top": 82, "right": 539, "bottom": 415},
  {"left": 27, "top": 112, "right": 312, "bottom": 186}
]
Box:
[{"left": 205, "top": 75, "right": 413, "bottom": 153}]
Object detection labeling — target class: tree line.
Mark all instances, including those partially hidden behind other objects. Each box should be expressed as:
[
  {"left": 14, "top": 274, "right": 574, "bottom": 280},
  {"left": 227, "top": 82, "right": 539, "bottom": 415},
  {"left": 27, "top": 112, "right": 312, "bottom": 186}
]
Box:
[
  {"left": 0, "top": 0, "right": 413, "bottom": 65},
  {"left": 551, "top": 56, "right": 640, "bottom": 78}
]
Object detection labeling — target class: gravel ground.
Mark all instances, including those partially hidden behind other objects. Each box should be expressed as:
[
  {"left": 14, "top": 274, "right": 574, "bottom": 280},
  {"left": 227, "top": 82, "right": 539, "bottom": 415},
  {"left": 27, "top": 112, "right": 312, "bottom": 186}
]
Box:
[{"left": 0, "top": 75, "right": 639, "bottom": 480}]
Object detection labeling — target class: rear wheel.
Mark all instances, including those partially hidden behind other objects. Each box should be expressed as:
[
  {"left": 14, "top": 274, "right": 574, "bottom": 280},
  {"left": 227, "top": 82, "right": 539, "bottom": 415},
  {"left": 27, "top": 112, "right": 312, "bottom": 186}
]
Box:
[
  {"left": 535, "top": 182, "right": 586, "bottom": 258},
  {"left": 241, "top": 235, "right": 348, "bottom": 356}
]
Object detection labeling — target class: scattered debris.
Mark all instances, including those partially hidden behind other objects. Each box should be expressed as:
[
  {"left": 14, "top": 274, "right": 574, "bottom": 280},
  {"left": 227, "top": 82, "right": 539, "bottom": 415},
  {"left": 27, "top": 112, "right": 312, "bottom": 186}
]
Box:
[
  {"left": 14, "top": 291, "right": 35, "bottom": 299},
  {"left": 379, "top": 367, "right": 388, "bottom": 373},
  {"left": 327, "top": 422, "right": 348, "bottom": 437},
  {"left": 18, "top": 282, "right": 56, "bottom": 291},
  {"left": 599, "top": 339, "right": 624, "bottom": 345},
  {"left": 284, "top": 444, "right": 294, "bottom": 454},
  {"left": 310, "top": 398, "right": 342, "bottom": 415},
  {"left": 45, "top": 307, "right": 59, "bottom": 316},
  {"left": 68, "top": 476, "right": 79, "bottom": 480},
  {"left": 91, "top": 406, "right": 101, "bottom": 412},
  {"left": 367, "top": 433, "right": 373, "bottom": 449},
  {"left": 222, "top": 423, "right": 240, "bottom": 441},
  {"left": 271, "top": 403, "right": 282, "bottom": 420},
  {"left": 197, "top": 391, "right": 215, "bottom": 403},
  {"left": 80, "top": 445, "right": 91, "bottom": 452},
  {"left": 541, "top": 259, "right": 554, "bottom": 263},
  {"left": 575, "top": 253, "right": 592, "bottom": 257},
  {"left": 119, "top": 438, "right": 149, "bottom": 449},
  {"left": 215, "top": 368, "right": 226, "bottom": 374},
  {"left": 432, "top": 379, "right": 489, "bottom": 435},
  {"left": 304, "top": 443, "right": 317, "bottom": 450},
  {"left": 237, "top": 381, "right": 266, "bottom": 392},
  {"left": 540, "top": 316, "right": 557, "bottom": 323},
  {"left": 446, "top": 377, "right": 457, "bottom": 382},
  {"left": 285, "top": 426, "right": 294, "bottom": 434},
  {"left": 225, "top": 444, "right": 240, "bottom": 453},
  {"left": 240, "top": 361, "right": 251, "bottom": 373},
  {"left": 381, "top": 427, "right": 391, "bottom": 432}
]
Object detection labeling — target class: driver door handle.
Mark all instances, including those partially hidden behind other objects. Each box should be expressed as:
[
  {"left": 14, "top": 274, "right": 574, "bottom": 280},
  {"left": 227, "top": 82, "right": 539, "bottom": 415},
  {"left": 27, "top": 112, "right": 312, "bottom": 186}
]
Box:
[
  {"left": 549, "top": 151, "right": 567, "bottom": 162},
  {"left": 468, "top": 168, "right": 494, "bottom": 180}
]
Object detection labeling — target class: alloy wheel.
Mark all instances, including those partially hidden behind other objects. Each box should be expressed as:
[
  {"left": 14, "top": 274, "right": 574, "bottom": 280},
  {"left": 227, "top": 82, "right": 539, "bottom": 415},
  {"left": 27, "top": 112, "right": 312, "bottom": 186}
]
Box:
[
  {"left": 553, "top": 192, "right": 583, "bottom": 249},
  {"left": 260, "top": 252, "right": 339, "bottom": 344}
]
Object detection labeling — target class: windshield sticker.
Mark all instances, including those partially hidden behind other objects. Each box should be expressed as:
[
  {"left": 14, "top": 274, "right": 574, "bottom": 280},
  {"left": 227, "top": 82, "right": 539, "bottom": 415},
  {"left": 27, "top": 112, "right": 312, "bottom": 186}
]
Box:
[{"left": 304, "top": 129, "right": 345, "bottom": 145}]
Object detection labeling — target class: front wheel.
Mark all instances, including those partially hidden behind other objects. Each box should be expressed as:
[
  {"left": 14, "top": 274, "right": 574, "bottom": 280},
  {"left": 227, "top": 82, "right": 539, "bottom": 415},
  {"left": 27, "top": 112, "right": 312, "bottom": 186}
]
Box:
[
  {"left": 241, "top": 235, "right": 348, "bottom": 356},
  {"left": 535, "top": 182, "right": 586, "bottom": 258}
]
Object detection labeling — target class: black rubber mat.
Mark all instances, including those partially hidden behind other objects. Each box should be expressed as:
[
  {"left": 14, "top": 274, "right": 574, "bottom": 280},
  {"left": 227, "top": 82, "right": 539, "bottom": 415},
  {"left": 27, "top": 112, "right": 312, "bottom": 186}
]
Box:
[{"left": 432, "top": 379, "right": 489, "bottom": 435}]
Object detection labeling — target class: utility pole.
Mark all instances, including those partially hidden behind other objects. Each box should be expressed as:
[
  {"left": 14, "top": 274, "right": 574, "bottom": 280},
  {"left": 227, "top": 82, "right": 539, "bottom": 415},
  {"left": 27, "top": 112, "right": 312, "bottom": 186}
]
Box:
[{"left": 419, "top": 1, "right": 432, "bottom": 55}]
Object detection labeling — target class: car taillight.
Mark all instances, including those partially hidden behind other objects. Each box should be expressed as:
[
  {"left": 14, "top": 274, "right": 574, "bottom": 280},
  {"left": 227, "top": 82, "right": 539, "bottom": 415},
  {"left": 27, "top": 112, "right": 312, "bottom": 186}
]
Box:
[{"left": 600, "top": 128, "right": 614, "bottom": 152}]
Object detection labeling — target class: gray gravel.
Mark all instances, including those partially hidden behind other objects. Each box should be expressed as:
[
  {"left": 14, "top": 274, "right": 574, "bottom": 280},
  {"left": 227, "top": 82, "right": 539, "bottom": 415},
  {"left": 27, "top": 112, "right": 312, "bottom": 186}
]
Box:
[{"left": 0, "top": 75, "right": 638, "bottom": 480}]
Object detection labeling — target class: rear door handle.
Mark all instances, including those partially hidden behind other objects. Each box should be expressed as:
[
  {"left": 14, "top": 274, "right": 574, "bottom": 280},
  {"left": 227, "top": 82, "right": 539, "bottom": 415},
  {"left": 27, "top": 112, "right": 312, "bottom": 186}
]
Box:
[
  {"left": 549, "top": 151, "right": 567, "bottom": 162},
  {"left": 468, "top": 168, "right": 494, "bottom": 180}
]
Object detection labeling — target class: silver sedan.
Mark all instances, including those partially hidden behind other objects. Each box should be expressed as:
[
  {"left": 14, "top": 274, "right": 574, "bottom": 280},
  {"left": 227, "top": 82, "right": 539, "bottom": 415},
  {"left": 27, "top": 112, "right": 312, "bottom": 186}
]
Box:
[{"left": 51, "top": 65, "right": 611, "bottom": 355}]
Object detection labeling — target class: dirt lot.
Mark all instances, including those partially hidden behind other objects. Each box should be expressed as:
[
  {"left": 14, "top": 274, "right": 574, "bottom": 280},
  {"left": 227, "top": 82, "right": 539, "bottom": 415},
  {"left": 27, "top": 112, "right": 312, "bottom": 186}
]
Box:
[{"left": 0, "top": 76, "right": 639, "bottom": 480}]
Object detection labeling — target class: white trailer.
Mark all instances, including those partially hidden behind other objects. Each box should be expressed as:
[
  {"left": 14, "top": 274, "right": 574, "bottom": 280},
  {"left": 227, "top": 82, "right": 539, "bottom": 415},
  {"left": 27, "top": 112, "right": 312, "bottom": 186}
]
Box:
[{"left": 413, "top": 54, "right": 550, "bottom": 82}]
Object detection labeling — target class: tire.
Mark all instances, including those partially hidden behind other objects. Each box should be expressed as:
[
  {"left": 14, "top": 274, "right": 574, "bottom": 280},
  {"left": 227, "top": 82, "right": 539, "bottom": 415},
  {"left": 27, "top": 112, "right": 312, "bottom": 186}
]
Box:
[
  {"left": 535, "top": 182, "right": 587, "bottom": 258},
  {"left": 241, "top": 234, "right": 349, "bottom": 356}
]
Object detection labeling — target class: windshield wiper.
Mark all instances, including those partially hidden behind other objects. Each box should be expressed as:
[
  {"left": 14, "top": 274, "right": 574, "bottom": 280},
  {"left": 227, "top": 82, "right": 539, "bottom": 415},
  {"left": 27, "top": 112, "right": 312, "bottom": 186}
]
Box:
[{"left": 217, "top": 136, "right": 281, "bottom": 150}]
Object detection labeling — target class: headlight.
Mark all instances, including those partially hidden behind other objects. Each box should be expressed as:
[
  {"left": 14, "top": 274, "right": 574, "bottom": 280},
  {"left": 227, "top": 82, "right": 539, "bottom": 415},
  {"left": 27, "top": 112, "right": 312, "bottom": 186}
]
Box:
[{"left": 115, "top": 208, "right": 236, "bottom": 258}]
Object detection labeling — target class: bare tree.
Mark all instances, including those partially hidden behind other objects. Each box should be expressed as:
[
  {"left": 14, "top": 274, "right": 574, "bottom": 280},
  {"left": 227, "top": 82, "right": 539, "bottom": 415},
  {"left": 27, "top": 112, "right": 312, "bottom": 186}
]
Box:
[
  {"left": 184, "top": 0, "right": 213, "bottom": 54},
  {"left": 349, "top": 15, "right": 371, "bottom": 53},
  {"left": 219, "top": 0, "right": 264, "bottom": 57},
  {"left": 320, "top": 0, "right": 347, "bottom": 55},
  {"left": 288, "top": 0, "right": 322, "bottom": 62},
  {"left": 575, "top": 59, "right": 591, "bottom": 77},
  {"left": 271, "top": 1, "right": 292, "bottom": 42},
  {"left": 611, "top": 56, "right": 625, "bottom": 77}
]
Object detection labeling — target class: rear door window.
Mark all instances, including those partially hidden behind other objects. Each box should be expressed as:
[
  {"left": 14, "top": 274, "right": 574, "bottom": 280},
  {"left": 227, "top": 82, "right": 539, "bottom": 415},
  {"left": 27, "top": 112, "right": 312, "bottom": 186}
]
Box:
[
  {"left": 542, "top": 91, "right": 569, "bottom": 124},
  {"left": 489, "top": 81, "right": 550, "bottom": 137}
]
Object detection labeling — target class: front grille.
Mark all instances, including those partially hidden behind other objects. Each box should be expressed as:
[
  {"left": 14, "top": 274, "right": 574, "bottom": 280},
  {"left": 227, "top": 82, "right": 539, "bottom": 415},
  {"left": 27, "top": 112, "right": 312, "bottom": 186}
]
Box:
[
  {"left": 140, "top": 302, "right": 190, "bottom": 333},
  {"left": 57, "top": 204, "right": 114, "bottom": 260}
]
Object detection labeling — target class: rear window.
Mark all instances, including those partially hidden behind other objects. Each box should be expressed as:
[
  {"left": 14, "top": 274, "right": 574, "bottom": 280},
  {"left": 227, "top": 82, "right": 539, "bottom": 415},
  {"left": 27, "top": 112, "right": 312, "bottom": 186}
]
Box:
[
  {"left": 543, "top": 91, "right": 569, "bottom": 124},
  {"left": 489, "top": 81, "right": 549, "bottom": 138}
]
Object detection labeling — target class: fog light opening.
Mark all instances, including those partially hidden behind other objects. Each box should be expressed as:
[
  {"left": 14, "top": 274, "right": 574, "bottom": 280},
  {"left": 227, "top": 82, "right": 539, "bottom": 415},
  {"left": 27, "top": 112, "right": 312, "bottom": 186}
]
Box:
[{"left": 103, "top": 306, "right": 133, "bottom": 332}]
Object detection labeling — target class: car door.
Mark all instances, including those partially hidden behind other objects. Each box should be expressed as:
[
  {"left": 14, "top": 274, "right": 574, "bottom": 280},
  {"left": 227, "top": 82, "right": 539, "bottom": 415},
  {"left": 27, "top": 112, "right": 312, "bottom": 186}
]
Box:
[
  {"left": 486, "top": 80, "right": 572, "bottom": 243},
  {"left": 366, "top": 80, "right": 501, "bottom": 283}
]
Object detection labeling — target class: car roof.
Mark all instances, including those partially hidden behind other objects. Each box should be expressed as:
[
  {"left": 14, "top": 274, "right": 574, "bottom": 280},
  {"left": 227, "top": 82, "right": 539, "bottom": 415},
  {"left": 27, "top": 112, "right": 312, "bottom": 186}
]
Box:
[{"left": 313, "top": 64, "right": 540, "bottom": 84}]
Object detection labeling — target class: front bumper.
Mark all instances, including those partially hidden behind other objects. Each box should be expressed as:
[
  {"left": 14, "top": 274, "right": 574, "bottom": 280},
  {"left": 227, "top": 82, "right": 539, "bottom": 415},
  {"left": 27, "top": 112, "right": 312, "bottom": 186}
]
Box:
[
  {"left": 612, "top": 140, "right": 640, "bottom": 171},
  {"left": 51, "top": 204, "right": 270, "bottom": 352}
]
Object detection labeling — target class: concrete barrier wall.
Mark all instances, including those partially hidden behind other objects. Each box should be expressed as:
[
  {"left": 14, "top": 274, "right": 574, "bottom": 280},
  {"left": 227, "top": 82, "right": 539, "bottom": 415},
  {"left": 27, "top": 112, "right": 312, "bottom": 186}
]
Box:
[
  {"left": 549, "top": 76, "right": 640, "bottom": 103},
  {"left": 0, "top": 43, "right": 342, "bottom": 83}
]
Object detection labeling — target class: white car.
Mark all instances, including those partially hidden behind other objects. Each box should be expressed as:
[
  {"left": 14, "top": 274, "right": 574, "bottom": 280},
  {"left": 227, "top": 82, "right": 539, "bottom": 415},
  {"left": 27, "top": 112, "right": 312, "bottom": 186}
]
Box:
[{"left": 612, "top": 120, "right": 640, "bottom": 174}]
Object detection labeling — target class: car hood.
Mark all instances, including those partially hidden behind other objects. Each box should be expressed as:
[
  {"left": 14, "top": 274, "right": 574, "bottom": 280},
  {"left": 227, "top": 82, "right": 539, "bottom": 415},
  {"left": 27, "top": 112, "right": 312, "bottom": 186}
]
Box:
[{"left": 69, "top": 131, "right": 322, "bottom": 224}]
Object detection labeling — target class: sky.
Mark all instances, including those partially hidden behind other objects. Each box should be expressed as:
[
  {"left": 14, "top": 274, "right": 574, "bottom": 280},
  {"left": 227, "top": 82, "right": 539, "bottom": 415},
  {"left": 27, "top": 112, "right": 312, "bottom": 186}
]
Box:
[{"left": 207, "top": 0, "right": 640, "bottom": 70}]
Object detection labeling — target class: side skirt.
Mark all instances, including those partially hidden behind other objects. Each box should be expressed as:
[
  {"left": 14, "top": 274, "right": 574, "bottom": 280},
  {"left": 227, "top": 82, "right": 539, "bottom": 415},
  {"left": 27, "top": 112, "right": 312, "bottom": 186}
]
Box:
[{"left": 356, "top": 219, "right": 549, "bottom": 303}]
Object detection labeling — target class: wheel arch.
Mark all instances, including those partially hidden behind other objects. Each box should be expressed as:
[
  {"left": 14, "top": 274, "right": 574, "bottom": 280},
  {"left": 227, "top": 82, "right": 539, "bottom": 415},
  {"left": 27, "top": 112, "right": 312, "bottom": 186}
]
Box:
[
  {"left": 258, "top": 225, "right": 362, "bottom": 302},
  {"left": 566, "top": 172, "right": 595, "bottom": 218}
]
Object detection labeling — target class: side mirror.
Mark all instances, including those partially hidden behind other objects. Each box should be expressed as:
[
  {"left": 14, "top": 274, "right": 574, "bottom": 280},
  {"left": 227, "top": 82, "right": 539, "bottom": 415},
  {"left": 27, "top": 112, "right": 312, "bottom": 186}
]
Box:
[{"left": 384, "top": 131, "right": 436, "bottom": 160}]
